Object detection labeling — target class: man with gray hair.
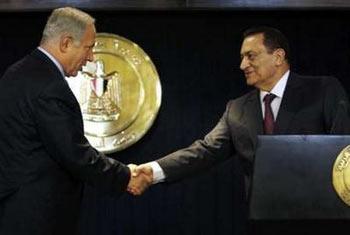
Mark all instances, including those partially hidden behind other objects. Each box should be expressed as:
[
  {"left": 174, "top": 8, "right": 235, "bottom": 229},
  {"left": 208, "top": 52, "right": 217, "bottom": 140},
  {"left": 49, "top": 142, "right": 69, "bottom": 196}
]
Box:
[{"left": 0, "top": 7, "right": 151, "bottom": 235}]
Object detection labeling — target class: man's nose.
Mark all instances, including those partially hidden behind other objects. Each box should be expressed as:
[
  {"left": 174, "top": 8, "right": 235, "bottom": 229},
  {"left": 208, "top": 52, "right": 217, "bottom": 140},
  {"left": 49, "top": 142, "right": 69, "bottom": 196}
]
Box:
[
  {"left": 240, "top": 57, "right": 249, "bottom": 71},
  {"left": 87, "top": 50, "right": 94, "bottom": 62}
]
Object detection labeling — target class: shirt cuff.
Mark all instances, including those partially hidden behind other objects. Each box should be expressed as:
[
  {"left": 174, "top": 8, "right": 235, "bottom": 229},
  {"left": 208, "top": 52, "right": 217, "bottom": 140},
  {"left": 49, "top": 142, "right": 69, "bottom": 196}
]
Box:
[{"left": 148, "top": 161, "right": 165, "bottom": 184}]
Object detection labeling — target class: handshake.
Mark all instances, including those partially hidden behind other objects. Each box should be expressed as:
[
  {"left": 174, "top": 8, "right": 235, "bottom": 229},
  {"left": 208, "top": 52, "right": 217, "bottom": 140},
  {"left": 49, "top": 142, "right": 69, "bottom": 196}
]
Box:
[{"left": 127, "top": 163, "right": 153, "bottom": 196}]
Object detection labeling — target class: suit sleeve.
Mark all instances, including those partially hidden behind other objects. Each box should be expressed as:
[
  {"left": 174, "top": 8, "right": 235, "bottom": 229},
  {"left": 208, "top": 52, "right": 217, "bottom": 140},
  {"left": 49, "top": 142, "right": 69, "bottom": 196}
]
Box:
[
  {"left": 324, "top": 77, "right": 350, "bottom": 134},
  {"left": 33, "top": 81, "right": 130, "bottom": 195},
  {"left": 157, "top": 102, "right": 235, "bottom": 182}
]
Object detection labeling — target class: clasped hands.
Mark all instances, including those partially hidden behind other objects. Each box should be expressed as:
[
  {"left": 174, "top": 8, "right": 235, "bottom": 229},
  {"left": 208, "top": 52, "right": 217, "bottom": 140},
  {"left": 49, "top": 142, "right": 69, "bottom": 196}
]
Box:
[{"left": 127, "top": 164, "right": 153, "bottom": 196}]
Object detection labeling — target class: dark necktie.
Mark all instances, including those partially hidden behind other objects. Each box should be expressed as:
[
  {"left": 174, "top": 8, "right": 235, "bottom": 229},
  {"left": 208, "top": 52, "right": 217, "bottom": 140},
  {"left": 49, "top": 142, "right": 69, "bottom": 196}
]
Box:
[{"left": 263, "top": 93, "right": 276, "bottom": 135}]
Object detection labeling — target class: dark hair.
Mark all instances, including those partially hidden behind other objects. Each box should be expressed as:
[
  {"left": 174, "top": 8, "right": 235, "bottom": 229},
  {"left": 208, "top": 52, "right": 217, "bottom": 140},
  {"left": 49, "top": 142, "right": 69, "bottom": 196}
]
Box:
[{"left": 243, "top": 26, "right": 290, "bottom": 62}]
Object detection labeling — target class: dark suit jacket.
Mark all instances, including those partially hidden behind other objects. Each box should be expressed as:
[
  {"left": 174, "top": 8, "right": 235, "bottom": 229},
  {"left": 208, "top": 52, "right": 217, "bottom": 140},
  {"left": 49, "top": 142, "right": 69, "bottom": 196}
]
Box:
[
  {"left": 157, "top": 72, "right": 350, "bottom": 196},
  {"left": 0, "top": 49, "right": 130, "bottom": 235}
]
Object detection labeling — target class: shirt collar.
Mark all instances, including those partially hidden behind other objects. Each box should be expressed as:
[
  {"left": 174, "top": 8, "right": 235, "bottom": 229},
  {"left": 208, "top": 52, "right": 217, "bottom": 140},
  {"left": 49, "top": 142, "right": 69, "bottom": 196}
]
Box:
[
  {"left": 260, "top": 70, "right": 290, "bottom": 101},
  {"left": 37, "top": 46, "right": 65, "bottom": 78}
]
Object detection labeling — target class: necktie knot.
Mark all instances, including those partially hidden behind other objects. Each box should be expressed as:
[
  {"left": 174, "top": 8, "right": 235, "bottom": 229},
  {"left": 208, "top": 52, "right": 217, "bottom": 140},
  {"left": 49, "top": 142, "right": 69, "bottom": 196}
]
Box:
[{"left": 263, "top": 93, "right": 276, "bottom": 104}]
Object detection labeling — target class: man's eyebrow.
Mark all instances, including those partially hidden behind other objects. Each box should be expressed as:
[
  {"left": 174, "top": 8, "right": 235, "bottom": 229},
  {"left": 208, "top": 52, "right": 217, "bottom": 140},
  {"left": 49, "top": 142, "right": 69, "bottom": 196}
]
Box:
[
  {"left": 86, "top": 42, "right": 95, "bottom": 48},
  {"left": 240, "top": 50, "right": 253, "bottom": 56}
]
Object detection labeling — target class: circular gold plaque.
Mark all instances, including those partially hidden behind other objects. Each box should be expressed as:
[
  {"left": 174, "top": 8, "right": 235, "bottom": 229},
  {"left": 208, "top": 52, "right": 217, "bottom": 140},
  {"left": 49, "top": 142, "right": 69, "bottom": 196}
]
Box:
[
  {"left": 66, "top": 33, "right": 161, "bottom": 153},
  {"left": 332, "top": 145, "right": 350, "bottom": 206}
]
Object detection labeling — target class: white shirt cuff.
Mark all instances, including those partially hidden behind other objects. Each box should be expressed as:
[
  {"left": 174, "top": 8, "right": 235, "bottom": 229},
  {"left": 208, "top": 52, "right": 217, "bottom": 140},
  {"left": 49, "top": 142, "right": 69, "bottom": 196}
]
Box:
[{"left": 149, "top": 161, "right": 166, "bottom": 184}]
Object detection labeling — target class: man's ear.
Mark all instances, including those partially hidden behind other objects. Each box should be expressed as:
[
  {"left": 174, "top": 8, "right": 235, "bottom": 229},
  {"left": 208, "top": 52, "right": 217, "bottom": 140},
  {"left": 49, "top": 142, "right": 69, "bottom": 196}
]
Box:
[
  {"left": 59, "top": 34, "right": 72, "bottom": 53},
  {"left": 274, "top": 48, "right": 286, "bottom": 66}
]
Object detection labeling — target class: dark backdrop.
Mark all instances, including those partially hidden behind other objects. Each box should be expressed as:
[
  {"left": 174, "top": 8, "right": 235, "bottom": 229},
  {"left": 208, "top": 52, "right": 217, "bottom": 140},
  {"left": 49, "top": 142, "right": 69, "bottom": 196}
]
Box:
[{"left": 0, "top": 10, "right": 350, "bottom": 235}]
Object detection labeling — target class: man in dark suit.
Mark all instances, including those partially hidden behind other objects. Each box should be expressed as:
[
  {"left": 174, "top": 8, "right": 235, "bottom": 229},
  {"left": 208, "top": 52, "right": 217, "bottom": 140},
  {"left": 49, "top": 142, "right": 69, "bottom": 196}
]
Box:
[
  {"left": 0, "top": 7, "right": 150, "bottom": 235},
  {"left": 128, "top": 26, "right": 350, "bottom": 197}
]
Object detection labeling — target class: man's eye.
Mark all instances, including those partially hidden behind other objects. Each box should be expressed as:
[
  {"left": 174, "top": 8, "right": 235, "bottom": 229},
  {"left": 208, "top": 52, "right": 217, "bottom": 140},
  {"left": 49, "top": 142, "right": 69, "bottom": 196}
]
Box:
[{"left": 248, "top": 54, "right": 256, "bottom": 60}]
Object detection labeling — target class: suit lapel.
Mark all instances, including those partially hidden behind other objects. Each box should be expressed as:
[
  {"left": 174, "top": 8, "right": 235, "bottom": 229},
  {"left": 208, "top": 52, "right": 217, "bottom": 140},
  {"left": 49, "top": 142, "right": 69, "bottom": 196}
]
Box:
[
  {"left": 243, "top": 90, "right": 264, "bottom": 135},
  {"left": 275, "top": 72, "right": 303, "bottom": 133}
]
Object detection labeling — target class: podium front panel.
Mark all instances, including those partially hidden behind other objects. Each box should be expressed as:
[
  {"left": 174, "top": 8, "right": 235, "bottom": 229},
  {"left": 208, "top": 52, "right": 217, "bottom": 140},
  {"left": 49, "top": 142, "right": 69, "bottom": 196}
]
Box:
[{"left": 249, "top": 135, "right": 350, "bottom": 220}]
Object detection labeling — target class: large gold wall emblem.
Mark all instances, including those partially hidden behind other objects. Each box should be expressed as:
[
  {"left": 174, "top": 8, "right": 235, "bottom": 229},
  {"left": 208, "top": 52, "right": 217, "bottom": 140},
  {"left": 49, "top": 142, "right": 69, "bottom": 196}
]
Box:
[
  {"left": 66, "top": 33, "right": 161, "bottom": 153},
  {"left": 333, "top": 145, "right": 350, "bottom": 206}
]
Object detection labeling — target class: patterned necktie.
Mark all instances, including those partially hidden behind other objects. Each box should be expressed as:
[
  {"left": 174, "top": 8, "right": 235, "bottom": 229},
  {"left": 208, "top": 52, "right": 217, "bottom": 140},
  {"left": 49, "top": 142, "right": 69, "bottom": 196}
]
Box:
[{"left": 263, "top": 93, "right": 276, "bottom": 134}]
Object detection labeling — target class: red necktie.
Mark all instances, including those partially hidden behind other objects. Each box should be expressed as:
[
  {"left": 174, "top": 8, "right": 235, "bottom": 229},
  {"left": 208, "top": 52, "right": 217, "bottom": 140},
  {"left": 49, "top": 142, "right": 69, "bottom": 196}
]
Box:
[{"left": 263, "top": 94, "right": 276, "bottom": 135}]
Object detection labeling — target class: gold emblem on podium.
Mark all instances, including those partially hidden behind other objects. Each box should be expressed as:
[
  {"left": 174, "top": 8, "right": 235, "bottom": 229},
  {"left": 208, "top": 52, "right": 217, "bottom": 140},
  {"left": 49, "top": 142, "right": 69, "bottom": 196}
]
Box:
[
  {"left": 66, "top": 33, "right": 161, "bottom": 153},
  {"left": 332, "top": 145, "right": 350, "bottom": 206}
]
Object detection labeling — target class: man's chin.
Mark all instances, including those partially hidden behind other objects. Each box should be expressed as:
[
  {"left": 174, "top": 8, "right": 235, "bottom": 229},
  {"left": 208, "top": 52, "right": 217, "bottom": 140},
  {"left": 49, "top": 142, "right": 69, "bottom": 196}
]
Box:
[
  {"left": 246, "top": 78, "right": 255, "bottom": 86},
  {"left": 68, "top": 71, "right": 79, "bottom": 77}
]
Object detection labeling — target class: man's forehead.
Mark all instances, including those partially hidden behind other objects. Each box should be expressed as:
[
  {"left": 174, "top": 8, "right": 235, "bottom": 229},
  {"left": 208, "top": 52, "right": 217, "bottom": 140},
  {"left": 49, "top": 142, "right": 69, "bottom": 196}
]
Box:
[
  {"left": 241, "top": 35, "right": 265, "bottom": 53},
  {"left": 243, "top": 34, "right": 264, "bottom": 46},
  {"left": 247, "top": 32, "right": 264, "bottom": 40}
]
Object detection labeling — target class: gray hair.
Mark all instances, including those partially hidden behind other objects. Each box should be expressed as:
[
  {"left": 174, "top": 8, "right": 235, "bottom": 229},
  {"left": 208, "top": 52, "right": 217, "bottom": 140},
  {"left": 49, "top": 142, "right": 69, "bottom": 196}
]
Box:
[{"left": 40, "top": 7, "right": 95, "bottom": 45}]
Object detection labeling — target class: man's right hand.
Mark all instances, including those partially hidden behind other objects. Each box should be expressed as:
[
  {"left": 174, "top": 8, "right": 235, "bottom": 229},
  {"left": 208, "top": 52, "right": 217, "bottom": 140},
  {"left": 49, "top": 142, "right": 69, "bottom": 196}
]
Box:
[{"left": 127, "top": 164, "right": 153, "bottom": 196}]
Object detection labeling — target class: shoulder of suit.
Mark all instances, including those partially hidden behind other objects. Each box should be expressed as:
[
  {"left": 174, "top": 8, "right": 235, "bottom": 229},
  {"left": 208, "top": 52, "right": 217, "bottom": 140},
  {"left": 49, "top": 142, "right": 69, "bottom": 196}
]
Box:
[
  {"left": 223, "top": 89, "right": 257, "bottom": 115},
  {"left": 1, "top": 51, "right": 68, "bottom": 98},
  {"left": 286, "top": 72, "right": 343, "bottom": 92},
  {"left": 291, "top": 72, "right": 339, "bottom": 84},
  {"left": 227, "top": 89, "right": 257, "bottom": 105}
]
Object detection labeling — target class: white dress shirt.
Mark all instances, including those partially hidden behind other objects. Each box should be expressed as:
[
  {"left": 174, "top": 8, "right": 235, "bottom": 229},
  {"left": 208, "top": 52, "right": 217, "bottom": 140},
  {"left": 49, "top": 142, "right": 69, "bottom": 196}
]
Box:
[
  {"left": 260, "top": 70, "right": 289, "bottom": 120},
  {"left": 149, "top": 70, "right": 290, "bottom": 183}
]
